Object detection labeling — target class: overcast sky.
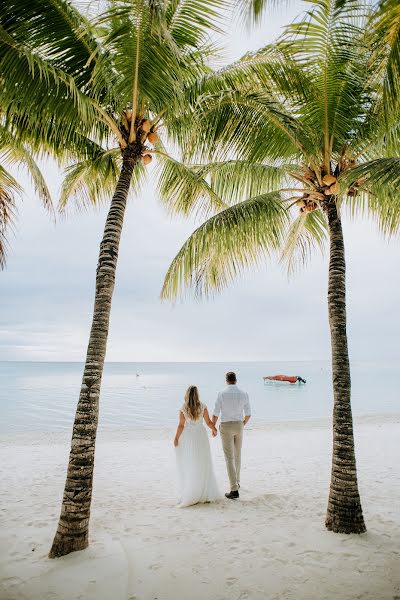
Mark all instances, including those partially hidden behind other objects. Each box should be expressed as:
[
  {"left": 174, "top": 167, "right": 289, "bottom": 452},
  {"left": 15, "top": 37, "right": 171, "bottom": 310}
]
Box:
[{"left": 1, "top": 2, "right": 399, "bottom": 363}]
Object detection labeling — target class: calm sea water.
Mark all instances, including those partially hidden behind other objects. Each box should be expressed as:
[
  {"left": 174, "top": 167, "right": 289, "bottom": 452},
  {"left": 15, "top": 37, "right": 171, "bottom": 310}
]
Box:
[{"left": 0, "top": 361, "right": 399, "bottom": 433}]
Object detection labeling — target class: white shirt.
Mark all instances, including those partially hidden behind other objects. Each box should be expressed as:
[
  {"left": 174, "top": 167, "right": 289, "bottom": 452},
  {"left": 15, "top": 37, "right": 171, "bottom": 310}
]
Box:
[{"left": 213, "top": 384, "right": 251, "bottom": 423}]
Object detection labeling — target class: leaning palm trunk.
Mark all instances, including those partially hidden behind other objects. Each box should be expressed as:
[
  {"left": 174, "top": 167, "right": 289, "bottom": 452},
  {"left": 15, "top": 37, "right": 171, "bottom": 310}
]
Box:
[
  {"left": 324, "top": 200, "right": 366, "bottom": 534},
  {"left": 49, "top": 148, "right": 136, "bottom": 558}
]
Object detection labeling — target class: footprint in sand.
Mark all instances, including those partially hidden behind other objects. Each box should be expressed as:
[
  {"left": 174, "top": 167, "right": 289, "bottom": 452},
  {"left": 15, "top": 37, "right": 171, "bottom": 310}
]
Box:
[
  {"left": 226, "top": 577, "right": 238, "bottom": 587},
  {"left": 149, "top": 563, "right": 162, "bottom": 571}
]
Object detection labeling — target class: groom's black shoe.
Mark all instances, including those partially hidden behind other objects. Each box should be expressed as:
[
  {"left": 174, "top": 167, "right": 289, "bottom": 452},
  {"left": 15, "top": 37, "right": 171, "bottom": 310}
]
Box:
[{"left": 225, "top": 490, "right": 239, "bottom": 500}]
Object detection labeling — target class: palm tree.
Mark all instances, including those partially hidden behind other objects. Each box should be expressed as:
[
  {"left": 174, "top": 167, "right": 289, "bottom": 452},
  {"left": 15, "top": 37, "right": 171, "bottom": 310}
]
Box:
[
  {"left": 162, "top": 0, "right": 400, "bottom": 534},
  {"left": 2, "top": 0, "right": 229, "bottom": 558}
]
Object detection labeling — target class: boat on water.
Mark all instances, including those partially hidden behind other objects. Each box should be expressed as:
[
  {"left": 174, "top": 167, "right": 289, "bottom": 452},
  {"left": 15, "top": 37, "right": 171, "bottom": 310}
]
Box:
[{"left": 263, "top": 375, "right": 306, "bottom": 384}]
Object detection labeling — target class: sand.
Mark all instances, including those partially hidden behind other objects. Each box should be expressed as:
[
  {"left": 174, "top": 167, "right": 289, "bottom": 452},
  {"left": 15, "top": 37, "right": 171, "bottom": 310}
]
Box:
[{"left": 0, "top": 414, "right": 399, "bottom": 600}]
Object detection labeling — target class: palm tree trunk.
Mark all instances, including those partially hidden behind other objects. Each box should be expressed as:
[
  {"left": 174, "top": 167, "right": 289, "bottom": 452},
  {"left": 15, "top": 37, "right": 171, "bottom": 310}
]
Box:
[
  {"left": 49, "top": 147, "right": 137, "bottom": 558},
  {"left": 324, "top": 200, "right": 366, "bottom": 534}
]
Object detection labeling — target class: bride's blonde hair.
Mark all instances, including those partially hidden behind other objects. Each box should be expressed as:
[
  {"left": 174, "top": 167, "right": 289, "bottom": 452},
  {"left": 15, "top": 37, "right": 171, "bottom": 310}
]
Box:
[{"left": 184, "top": 385, "right": 202, "bottom": 420}]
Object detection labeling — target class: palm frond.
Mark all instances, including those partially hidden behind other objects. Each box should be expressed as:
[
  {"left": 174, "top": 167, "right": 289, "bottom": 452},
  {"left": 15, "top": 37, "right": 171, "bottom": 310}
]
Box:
[
  {"left": 0, "top": 26, "right": 104, "bottom": 143},
  {"left": 235, "top": 0, "right": 354, "bottom": 25},
  {"left": 174, "top": 45, "right": 318, "bottom": 165},
  {"left": 156, "top": 154, "right": 227, "bottom": 220},
  {"left": 370, "top": 0, "right": 400, "bottom": 118},
  {"left": 165, "top": 0, "right": 227, "bottom": 46},
  {"left": 3, "top": 0, "right": 103, "bottom": 88},
  {"left": 161, "top": 191, "right": 289, "bottom": 299},
  {"left": 342, "top": 157, "right": 400, "bottom": 235},
  {"left": 279, "top": 0, "right": 370, "bottom": 168},
  {"left": 235, "top": 0, "right": 269, "bottom": 24},
  {"left": 0, "top": 164, "right": 20, "bottom": 269},
  {"left": 96, "top": 0, "right": 223, "bottom": 120},
  {"left": 0, "top": 129, "right": 53, "bottom": 215},
  {"left": 189, "top": 89, "right": 314, "bottom": 164},
  {"left": 343, "top": 157, "right": 400, "bottom": 188},
  {"left": 195, "top": 159, "right": 286, "bottom": 204},
  {"left": 280, "top": 208, "right": 328, "bottom": 273},
  {"left": 59, "top": 149, "right": 132, "bottom": 212}
]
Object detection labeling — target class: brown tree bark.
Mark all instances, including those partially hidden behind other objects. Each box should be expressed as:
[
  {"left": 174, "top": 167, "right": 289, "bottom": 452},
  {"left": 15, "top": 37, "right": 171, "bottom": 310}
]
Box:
[
  {"left": 324, "top": 199, "right": 366, "bottom": 534},
  {"left": 49, "top": 146, "right": 138, "bottom": 558}
]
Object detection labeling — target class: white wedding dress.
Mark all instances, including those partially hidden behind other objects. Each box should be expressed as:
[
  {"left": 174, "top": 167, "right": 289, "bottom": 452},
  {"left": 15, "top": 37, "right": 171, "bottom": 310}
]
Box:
[{"left": 175, "top": 403, "right": 221, "bottom": 507}]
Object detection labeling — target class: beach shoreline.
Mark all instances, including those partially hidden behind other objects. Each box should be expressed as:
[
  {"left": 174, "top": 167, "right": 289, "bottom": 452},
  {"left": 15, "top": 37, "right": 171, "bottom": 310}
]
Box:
[
  {"left": 1, "top": 411, "right": 399, "bottom": 445},
  {"left": 1, "top": 414, "right": 399, "bottom": 600}
]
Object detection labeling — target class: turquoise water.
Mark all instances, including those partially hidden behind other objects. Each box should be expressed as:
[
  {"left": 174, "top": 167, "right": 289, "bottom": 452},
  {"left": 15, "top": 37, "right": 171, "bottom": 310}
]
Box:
[{"left": 0, "top": 361, "right": 399, "bottom": 433}]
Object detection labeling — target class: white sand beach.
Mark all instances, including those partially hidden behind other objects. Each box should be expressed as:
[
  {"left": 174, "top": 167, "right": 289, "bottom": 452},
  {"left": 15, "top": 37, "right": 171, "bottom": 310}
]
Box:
[{"left": 1, "top": 414, "right": 399, "bottom": 600}]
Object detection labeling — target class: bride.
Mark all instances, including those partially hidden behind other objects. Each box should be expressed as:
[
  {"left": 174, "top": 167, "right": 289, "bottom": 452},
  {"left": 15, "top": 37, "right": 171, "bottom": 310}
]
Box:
[{"left": 174, "top": 385, "right": 221, "bottom": 507}]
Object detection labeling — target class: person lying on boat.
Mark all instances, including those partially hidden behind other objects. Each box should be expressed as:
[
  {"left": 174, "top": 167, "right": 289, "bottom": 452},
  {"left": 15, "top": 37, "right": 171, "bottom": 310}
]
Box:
[{"left": 263, "top": 375, "right": 306, "bottom": 384}]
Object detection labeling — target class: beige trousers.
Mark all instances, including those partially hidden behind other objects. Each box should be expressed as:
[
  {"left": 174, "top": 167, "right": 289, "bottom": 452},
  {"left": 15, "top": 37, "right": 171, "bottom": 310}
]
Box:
[{"left": 220, "top": 421, "right": 243, "bottom": 492}]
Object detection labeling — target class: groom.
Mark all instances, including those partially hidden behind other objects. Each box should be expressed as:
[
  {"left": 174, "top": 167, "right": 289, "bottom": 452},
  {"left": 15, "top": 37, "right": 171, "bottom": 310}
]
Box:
[{"left": 212, "top": 372, "right": 251, "bottom": 499}]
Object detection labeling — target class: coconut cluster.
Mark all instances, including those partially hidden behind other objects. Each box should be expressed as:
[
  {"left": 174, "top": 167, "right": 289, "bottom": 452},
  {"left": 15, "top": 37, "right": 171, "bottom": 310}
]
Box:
[
  {"left": 139, "top": 119, "right": 159, "bottom": 165},
  {"left": 293, "top": 155, "right": 366, "bottom": 216},
  {"left": 296, "top": 170, "right": 340, "bottom": 215},
  {"left": 322, "top": 174, "right": 339, "bottom": 194},
  {"left": 122, "top": 111, "right": 159, "bottom": 165},
  {"left": 297, "top": 198, "right": 319, "bottom": 213}
]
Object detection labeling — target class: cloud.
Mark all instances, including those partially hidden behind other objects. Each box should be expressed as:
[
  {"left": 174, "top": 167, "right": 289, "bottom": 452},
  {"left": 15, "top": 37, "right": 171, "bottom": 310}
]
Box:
[
  {"left": 1, "top": 1, "right": 399, "bottom": 363},
  {"left": 1, "top": 168, "right": 399, "bottom": 363}
]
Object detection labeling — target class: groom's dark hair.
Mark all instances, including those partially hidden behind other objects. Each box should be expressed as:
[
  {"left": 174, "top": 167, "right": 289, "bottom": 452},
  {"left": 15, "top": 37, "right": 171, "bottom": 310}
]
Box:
[{"left": 226, "top": 371, "right": 237, "bottom": 384}]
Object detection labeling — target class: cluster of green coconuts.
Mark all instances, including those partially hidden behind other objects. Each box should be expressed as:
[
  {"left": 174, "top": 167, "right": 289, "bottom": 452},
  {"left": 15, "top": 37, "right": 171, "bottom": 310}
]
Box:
[{"left": 125, "top": 109, "right": 159, "bottom": 165}]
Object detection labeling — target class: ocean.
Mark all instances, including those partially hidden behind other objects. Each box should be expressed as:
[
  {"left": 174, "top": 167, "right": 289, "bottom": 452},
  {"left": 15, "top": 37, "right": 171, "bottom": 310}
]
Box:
[{"left": 0, "top": 360, "right": 399, "bottom": 434}]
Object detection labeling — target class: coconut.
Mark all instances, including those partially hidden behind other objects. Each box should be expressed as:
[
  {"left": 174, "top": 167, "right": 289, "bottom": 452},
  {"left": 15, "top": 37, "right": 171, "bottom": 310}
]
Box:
[
  {"left": 125, "top": 109, "right": 133, "bottom": 121},
  {"left": 147, "top": 132, "right": 159, "bottom": 144},
  {"left": 141, "top": 120, "right": 151, "bottom": 133},
  {"left": 330, "top": 183, "right": 339, "bottom": 194},
  {"left": 322, "top": 174, "right": 336, "bottom": 186},
  {"left": 142, "top": 154, "right": 152, "bottom": 165},
  {"left": 305, "top": 202, "right": 318, "bottom": 213}
]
